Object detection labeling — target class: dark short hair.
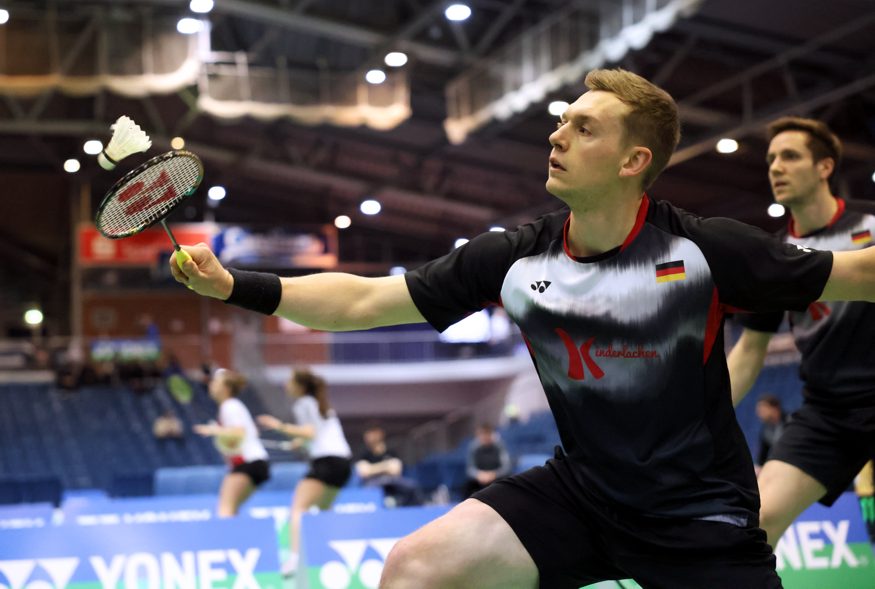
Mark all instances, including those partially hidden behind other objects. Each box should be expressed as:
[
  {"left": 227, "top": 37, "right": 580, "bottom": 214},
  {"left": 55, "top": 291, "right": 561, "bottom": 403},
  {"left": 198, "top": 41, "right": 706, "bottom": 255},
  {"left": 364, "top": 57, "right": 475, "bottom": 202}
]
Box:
[{"left": 767, "top": 117, "right": 842, "bottom": 178}]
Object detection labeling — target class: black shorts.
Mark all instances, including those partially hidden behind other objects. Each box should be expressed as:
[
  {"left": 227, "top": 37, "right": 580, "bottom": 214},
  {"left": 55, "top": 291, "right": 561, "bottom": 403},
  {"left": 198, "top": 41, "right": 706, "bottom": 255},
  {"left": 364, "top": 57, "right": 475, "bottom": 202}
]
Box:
[
  {"left": 474, "top": 454, "right": 780, "bottom": 589},
  {"left": 305, "top": 456, "right": 352, "bottom": 488},
  {"left": 769, "top": 400, "right": 875, "bottom": 506},
  {"left": 231, "top": 459, "right": 271, "bottom": 486}
]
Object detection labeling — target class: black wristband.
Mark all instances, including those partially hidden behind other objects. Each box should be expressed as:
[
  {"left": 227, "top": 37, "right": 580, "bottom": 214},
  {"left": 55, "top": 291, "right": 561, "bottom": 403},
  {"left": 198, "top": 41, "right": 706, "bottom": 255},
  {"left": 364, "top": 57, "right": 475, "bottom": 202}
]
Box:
[{"left": 224, "top": 268, "right": 282, "bottom": 315}]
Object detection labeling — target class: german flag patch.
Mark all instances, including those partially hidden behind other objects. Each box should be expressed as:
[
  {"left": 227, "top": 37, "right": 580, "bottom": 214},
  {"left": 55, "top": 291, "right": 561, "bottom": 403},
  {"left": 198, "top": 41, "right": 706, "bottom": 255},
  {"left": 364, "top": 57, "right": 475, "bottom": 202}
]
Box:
[
  {"left": 852, "top": 229, "right": 872, "bottom": 245},
  {"left": 656, "top": 260, "right": 686, "bottom": 283}
]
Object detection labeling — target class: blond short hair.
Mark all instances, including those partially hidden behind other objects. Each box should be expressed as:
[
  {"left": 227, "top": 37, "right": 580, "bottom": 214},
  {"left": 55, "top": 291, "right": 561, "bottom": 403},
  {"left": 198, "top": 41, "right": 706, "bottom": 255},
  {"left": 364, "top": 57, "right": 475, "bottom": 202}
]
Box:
[{"left": 584, "top": 69, "right": 680, "bottom": 189}]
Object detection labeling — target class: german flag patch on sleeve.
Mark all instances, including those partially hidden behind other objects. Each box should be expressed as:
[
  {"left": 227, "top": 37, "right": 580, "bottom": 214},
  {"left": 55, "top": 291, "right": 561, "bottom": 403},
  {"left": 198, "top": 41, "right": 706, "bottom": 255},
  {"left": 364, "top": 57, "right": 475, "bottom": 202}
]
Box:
[{"left": 656, "top": 260, "right": 686, "bottom": 283}]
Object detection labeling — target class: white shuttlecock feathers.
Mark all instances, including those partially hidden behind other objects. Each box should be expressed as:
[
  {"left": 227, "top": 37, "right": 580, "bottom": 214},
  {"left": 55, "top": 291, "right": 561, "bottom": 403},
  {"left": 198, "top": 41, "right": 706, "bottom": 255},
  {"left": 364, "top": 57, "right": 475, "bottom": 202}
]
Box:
[{"left": 98, "top": 115, "right": 152, "bottom": 170}]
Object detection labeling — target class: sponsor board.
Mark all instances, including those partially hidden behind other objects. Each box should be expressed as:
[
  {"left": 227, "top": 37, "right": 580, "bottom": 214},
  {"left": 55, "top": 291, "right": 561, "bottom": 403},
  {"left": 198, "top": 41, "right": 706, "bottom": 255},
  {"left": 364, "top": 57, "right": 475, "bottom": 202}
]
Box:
[
  {"left": 0, "top": 518, "right": 280, "bottom": 588},
  {"left": 0, "top": 503, "right": 54, "bottom": 530},
  {"left": 774, "top": 492, "right": 874, "bottom": 588},
  {"left": 298, "top": 505, "right": 450, "bottom": 589}
]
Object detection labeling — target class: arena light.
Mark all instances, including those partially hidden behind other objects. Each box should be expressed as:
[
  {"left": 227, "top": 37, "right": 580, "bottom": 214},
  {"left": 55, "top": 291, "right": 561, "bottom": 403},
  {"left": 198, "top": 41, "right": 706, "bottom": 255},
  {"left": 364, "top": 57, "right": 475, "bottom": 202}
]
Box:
[
  {"left": 207, "top": 186, "right": 226, "bottom": 201},
  {"left": 389, "top": 266, "right": 407, "bottom": 275},
  {"left": 171, "top": 136, "right": 185, "bottom": 150},
  {"left": 189, "top": 0, "right": 214, "bottom": 13},
  {"left": 334, "top": 215, "right": 351, "bottom": 229},
  {"left": 177, "top": 17, "right": 203, "bottom": 34},
  {"left": 716, "top": 138, "right": 738, "bottom": 154},
  {"left": 0, "top": 10, "right": 9, "bottom": 25},
  {"left": 24, "top": 309, "right": 43, "bottom": 326},
  {"left": 384, "top": 52, "right": 408, "bottom": 67},
  {"left": 454, "top": 238, "right": 469, "bottom": 249},
  {"left": 767, "top": 203, "right": 786, "bottom": 218},
  {"left": 63, "top": 158, "right": 81, "bottom": 173},
  {"left": 445, "top": 3, "right": 472, "bottom": 21},
  {"left": 489, "top": 226, "right": 506, "bottom": 232},
  {"left": 360, "top": 199, "right": 381, "bottom": 215},
  {"left": 871, "top": 170, "right": 875, "bottom": 183},
  {"left": 365, "top": 69, "right": 387, "bottom": 84},
  {"left": 548, "top": 101, "right": 569, "bottom": 117},
  {"left": 83, "top": 139, "right": 103, "bottom": 155}
]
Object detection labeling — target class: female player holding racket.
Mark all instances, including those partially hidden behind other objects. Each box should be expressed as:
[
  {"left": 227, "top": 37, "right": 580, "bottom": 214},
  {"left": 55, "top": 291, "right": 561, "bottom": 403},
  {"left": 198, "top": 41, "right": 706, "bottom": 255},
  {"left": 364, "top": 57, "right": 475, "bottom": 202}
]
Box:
[
  {"left": 194, "top": 368, "right": 271, "bottom": 517},
  {"left": 257, "top": 368, "right": 352, "bottom": 577}
]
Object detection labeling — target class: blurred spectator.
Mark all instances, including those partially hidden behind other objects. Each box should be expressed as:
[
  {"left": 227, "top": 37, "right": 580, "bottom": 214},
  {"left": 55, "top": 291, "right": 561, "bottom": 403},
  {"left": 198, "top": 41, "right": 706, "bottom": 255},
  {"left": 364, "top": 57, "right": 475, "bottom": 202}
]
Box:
[
  {"left": 755, "top": 394, "right": 787, "bottom": 470},
  {"left": 464, "top": 423, "right": 511, "bottom": 498},
  {"left": 153, "top": 410, "right": 183, "bottom": 440},
  {"left": 355, "top": 425, "right": 423, "bottom": 507}
]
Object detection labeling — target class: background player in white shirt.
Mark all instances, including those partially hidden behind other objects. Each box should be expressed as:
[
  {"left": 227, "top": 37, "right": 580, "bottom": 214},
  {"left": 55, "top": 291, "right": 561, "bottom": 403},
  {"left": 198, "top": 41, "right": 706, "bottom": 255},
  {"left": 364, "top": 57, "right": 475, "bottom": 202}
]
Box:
[
  {"left": 194, "top": 368, "right": 270, "bottom": 517},
  {"left": 258, "top": 368, "right": 352, "bottom": 576}
]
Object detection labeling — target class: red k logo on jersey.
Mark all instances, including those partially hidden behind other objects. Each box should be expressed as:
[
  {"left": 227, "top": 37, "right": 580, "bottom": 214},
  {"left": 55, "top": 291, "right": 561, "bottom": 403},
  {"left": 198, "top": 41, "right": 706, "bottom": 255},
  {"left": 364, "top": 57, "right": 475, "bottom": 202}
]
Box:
[
  {"left": 807, "top": 301, "right": 831, "bottom": 321},
  {"left": 555, "top": 328, "right": 604, "bottom": 381}
]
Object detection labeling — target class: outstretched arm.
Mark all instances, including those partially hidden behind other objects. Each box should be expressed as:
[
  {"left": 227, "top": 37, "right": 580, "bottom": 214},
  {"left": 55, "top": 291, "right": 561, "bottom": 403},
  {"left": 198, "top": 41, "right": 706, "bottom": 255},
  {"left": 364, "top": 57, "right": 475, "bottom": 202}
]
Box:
[
  {"left": 726, "top": 328, "right": 772, "bottom": 407},
  {"left": 820, "top": 248, "right": 875, "bottom": 302},
  {"left": 170, "top": 243, "right": 426, "bottom": 331}
]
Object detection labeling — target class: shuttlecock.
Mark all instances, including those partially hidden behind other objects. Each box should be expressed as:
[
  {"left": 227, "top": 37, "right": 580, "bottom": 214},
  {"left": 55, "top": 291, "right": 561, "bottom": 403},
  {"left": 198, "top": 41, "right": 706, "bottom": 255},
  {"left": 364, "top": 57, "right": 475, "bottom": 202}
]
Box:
[{"left": 98, "top": 115, "right": 152, "bottom": 170}]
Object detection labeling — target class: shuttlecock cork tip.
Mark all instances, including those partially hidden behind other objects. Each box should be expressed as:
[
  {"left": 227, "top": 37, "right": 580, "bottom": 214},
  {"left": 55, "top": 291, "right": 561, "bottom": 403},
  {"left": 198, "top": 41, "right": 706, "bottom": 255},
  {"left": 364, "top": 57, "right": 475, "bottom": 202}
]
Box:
[{"left": 98, "top": 115, "right": 152, "bottom": 171}]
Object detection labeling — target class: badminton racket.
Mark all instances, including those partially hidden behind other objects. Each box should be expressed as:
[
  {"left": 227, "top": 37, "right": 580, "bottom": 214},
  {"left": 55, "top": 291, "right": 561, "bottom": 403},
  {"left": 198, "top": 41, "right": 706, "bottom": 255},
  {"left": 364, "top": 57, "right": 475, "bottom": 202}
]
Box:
[
  {"left": 94, "top": 150, "right": 204, "bottom": 269},
  {"left": 166, "top": 373, "right": 194, "bottom": 404}
]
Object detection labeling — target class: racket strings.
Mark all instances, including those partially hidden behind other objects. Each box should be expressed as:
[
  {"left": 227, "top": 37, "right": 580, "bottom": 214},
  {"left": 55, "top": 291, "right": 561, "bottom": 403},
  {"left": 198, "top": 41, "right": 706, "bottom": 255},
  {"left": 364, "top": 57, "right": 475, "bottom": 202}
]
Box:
[{"left": 97, "top": 156, "right": 202, "bottom": 237}]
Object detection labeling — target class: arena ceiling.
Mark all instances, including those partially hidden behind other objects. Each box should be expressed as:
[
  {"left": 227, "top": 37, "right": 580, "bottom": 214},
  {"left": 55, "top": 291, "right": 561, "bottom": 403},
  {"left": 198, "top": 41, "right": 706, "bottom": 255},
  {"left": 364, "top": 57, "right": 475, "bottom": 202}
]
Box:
[{"left": 0, "top": 0, "right": 873, "bottom": 333}]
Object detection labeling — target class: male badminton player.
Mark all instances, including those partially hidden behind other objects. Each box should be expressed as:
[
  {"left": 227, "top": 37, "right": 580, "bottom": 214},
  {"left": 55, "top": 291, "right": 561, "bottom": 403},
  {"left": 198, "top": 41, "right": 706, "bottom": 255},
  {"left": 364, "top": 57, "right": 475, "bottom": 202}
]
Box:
[
  {"left": 728, "top": 117, "right": 875, "bottom": 547},
  {"left": 172, "top": 69, "right": 875, "bottom": 588}
]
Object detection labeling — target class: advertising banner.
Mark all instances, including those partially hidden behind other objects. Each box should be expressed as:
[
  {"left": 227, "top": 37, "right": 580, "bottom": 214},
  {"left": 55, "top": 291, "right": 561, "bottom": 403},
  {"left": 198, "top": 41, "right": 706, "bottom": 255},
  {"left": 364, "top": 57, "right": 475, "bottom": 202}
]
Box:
[
  {"left": 213, "top": 226, "right": 337, "bottom": 269},
  {"left": 298, "top": 505, "right": 450, "bottom": 589},
  {"left": 0, "top": 502, "right": 54, "bottom": 530},
  {"left": 0, "top": 518, "right": 281, "bottom": 588},
  {"left": 79, "top": 224, "right": 215, "bottom": 266},
  {"left": 774, "top": 492, "right": 874, "bottom": 588}
]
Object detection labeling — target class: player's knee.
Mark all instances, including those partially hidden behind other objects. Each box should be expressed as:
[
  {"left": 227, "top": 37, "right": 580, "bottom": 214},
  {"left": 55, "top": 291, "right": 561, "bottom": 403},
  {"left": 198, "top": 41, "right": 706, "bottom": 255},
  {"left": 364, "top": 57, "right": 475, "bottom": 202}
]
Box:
[
  {"left": 381, "top": 534, "right": 455, "bottom": 589},
  {"left": 380, "top": 536, "right": 431, "bottom": 588}
]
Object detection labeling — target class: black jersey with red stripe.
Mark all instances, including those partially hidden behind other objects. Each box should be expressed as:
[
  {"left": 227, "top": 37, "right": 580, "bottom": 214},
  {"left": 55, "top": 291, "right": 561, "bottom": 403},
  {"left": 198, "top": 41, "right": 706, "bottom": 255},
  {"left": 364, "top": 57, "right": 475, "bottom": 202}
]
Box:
[
  {"left": 406, "top": 196, "right": 832, "bottom": 523},
  {"left": 738, "top": 198, "right": 875, "bottom": 407}
]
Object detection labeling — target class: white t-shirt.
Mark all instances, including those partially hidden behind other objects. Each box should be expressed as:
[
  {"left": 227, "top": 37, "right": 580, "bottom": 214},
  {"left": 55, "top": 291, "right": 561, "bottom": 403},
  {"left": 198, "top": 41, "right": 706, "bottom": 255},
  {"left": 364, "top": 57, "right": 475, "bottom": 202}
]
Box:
[
  {"left": 293, "top": 396, "right": 351, "bottom": 460},
  {"left": 218, "top": 397, "right": 269, "bottom": 463}
]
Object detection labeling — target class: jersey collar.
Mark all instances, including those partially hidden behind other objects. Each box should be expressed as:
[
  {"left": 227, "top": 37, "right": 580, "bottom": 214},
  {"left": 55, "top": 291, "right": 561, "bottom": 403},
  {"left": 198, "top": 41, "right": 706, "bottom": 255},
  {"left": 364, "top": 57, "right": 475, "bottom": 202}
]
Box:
[
  {"left": 788, "top": 197, "right": 845, "bottom": 238},
  {"left": 562, "top": 195, "right": 650, "bottom": 262}
]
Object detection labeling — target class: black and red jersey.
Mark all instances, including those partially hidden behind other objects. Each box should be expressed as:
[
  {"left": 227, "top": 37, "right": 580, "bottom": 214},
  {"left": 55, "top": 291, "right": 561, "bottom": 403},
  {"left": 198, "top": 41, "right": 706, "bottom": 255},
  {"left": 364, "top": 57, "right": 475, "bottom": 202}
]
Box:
[
  {"left": 406, "top": 196, "right": 832, "bottom": 524},
  {"left": 738, "top": 198, "right": 875, "bottom": 407}
]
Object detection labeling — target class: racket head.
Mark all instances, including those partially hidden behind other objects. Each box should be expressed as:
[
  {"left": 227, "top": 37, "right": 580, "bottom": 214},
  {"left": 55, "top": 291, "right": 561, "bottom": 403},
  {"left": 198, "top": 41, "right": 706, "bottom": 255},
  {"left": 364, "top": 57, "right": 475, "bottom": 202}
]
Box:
[
  {"left": 166, "top": 374, "right": 194, "bottom": 404},
  {"left": 95, "top": 150, "right": 204, "bottom": 239}
]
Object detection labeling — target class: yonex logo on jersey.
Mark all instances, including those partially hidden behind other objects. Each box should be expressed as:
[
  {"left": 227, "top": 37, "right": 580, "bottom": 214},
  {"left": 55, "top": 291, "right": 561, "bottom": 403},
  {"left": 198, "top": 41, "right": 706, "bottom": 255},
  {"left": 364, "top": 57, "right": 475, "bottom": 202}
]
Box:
[
  {"left": 655, "top": 260, "right": 685, "bottom": 283},
  {"left": 791, "top": 243, "right": 813, "bottom": 253},
  {"left": 530, "top": 281, "right": 552, "bottom": 293},
  {"left": 852, "top": 229, "right": 872, "bottom": 245}
]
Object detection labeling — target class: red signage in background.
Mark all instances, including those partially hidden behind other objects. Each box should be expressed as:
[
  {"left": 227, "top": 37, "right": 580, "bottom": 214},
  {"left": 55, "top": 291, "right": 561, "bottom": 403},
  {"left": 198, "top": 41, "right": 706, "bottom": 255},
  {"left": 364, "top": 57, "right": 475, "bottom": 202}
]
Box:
[{"left": 78, "top": 223, "right": 217, "bottom": 265}]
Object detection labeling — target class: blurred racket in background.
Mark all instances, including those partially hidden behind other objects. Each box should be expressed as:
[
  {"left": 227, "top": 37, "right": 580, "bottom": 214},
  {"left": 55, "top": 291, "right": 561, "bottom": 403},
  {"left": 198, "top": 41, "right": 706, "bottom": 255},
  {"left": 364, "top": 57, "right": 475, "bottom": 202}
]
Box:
[{"left": 166, "top": 373, "right": 194, "bottom": 404}]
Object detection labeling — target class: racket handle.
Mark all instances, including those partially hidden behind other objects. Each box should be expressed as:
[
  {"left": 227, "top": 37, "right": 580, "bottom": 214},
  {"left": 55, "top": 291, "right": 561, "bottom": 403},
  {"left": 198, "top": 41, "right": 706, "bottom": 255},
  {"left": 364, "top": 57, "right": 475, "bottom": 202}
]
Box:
[
  {"left": 174, "top": 248, "right": 192, "bottom": 268},
  {"left": 174, "top": 248, "right": 195, "bottom": 290}
]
